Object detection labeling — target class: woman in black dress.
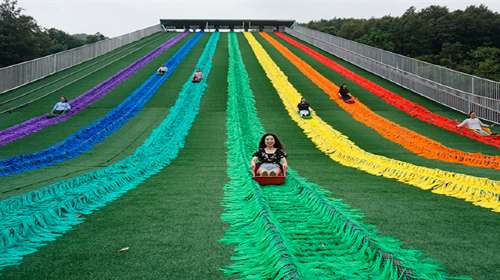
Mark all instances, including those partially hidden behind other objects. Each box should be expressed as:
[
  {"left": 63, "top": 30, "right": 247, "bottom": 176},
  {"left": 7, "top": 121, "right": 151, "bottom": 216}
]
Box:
[{"left": 250, "top": 133, "right": 287, "bottom": 176}]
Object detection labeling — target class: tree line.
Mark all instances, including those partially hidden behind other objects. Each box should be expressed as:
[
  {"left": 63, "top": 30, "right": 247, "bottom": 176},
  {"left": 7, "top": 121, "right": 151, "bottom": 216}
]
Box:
[
  {"left": 0, "top": 0, "right": 106, "bottom": 67},
  {"left": 307, "top": 5, "right": 500, "bottom": 81}
]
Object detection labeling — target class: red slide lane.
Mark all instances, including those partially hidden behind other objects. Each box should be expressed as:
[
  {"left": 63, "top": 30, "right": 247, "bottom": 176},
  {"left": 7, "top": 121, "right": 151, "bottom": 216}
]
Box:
[{"left": 275, "top": 32, "right": 500, "bottom": 149}]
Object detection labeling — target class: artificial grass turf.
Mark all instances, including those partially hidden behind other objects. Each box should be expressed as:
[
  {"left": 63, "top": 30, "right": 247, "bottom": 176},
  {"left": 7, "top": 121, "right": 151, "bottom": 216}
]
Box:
[
  {"left": 0, "top": 32, "right": 174, "bottom": 130},
  {"left": 237, "top": 33, "right": 500, "bottom": 279},
  {"left": 279, "top": 33, "right": 473, "bottom": 121},
  {"left": 0, "top": 31, "right": 164, "bottom": 104},
  {"left": 270, "top": 33, "right": 500, "bottom": 155},
  {"left": 275, "top": 33, "right": 499, "bottom": 154},
  {"left": 0, "top": 32, "right": 166, "bottom": 111},
  {"left": 2, "top": 33, "right": 230, "bottom": 279},
  {"left": 1, "top": 30, "right": 498, "bottom": 280},
  {"left": 224, "top": 33, "right": 450, "bottom": 279},
  {"left": 0, "top": 33, "right": 209, "bottom": 199},
  {"left": 0, "top": 33, "right": 187, "bottom": 159},
  {"left": 252, "top": 33, "right": 499, "bottom": 180}
]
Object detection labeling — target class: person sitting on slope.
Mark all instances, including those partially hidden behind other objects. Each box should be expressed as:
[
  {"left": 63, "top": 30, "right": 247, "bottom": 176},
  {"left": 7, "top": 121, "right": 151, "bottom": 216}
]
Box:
[
  {"left": 47, "top": 96, "right": 71, "bottom": 118},
  {"left": 250, "top": 133, "right": 288, "bottom": 177},
  {"left": 457, "top": 111, "right": 495, "bottom": 136},
  {"left": 157, "top": 65, "right": 168, "bottom": 75},
  {"left": 338, "top": 83, "right": 354, "bottom": 102},
  {"left": 192, "top": 68, "right": 203, "bottom": 83}
]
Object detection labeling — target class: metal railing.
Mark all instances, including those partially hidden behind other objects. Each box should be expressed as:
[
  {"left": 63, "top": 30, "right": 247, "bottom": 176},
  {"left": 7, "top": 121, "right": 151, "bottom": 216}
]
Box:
[
  {"left": 0, "top": 24, "right": 162, "bottom": 94},
  {"left": 287, "top": 25, "right": 500, "bottom": 123}
]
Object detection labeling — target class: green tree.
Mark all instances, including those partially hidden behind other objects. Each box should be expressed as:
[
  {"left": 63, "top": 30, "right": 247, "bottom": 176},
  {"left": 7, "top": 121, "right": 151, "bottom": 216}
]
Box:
[
  {"left": 307, "top": 4, "right": 500, "bottom": 81},
  {"left": 0, "top": 0, "right": 106, "bottom": 67},
  {"left": 86, "top": 32, "right": 106, "bottom": 44},
  {"left": 0, "top": 0, "right": 45, "bottom": 66},
  {"left": 336, "top": 19, "right": 367, "bottom": 40},
  {"left": 46, "top": 28, "right": 85, "bottom": 52},
  {"left": 468, "top": 47, "right": 500, "bottom": 81}
]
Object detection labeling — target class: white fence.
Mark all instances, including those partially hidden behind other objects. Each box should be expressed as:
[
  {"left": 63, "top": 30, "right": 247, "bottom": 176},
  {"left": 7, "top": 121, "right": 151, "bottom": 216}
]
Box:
[
  {"left": 287, "top": 25, "right": 500, "bottom": 124},
  {"left": 0, "top": 24, "right": 163, "bottom": 94}
]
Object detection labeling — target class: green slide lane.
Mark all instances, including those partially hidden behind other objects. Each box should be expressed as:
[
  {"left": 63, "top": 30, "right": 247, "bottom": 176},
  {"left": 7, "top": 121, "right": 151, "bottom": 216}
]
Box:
[
  {"left": 0, "top": 32, "right": 173, "bottom": 129},
  {"left": 238, "top": 32, "right": 500, "bottom": 279},
  {"left": 274, "top": 33, "right": 498, "bottom": 154},
  {"left": 253, "top": 33, "right": 499, "bottom": 180},
  {"left": 0, "top": 33, "right": 207, "bottom": 199}
]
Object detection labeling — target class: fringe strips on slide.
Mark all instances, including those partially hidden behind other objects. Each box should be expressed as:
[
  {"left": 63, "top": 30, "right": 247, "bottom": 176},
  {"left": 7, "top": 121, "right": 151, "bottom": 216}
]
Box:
[
  {"left": 261, "top": 32, "right": 499, "bottom": 170},
  {"left": 0, "top": 33, "right": 187, "bottom": 146},
  {"left": 0, "top": 33, "right": 201, "bottom": 176},
  {"left": 0, "top": 33, "right": 220, "bottom": 269},
  {"left": 221, "top": 32, "right": 468, "bottom": 280},
  {"left": 244, "top": 32, "right": 499, "bottom": 212},
  {"left": 275, "top": 32, "right": 500, "bottom": 149}
]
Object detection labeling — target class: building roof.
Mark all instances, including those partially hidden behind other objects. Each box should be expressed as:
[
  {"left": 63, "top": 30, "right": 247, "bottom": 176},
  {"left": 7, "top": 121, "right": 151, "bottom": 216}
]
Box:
[{"left": 160, "top": 19, "right": 295, "bottom": 29}]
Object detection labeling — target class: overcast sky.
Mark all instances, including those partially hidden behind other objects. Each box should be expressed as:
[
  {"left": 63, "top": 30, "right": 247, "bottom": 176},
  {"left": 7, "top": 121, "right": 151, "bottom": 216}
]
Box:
[{"left": 17, "top": 0, "right": 500, "bottom": 37}]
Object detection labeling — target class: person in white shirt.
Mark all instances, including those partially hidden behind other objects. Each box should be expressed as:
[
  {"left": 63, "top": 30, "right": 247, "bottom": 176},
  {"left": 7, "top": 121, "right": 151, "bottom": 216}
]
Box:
[
  {"left": 457, "top": 111, "right": 494, "bottom": 136},
  {"left": 157, "top": 66, "right": 168, "bottom": 75},
  {"left": 192, "top": 68, "right": 203, "bottom": 83},
  {"left": 48, "top": 96, "right": 71, "bottom": 118}
]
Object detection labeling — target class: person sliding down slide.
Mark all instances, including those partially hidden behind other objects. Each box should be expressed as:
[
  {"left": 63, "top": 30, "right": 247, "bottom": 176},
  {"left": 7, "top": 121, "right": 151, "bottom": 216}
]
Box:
[
  {"left": 297, "top": 97, "right": 311, "bottom": 118},
  {"left": 457, "top": 111, "right": 496, "bottom": 136},
  {"left": 192, "top": 68, "right": 203, "bottom": 83},
  {"left": 47, "top": 96, "right": 71, "bottom": 118},
  {"left": 250, "top": 133, "right": 287, "bottom": 177},
  {"left": 339, "top": 83, "right": 355, "bottom": 104},
  {"left": 157, "top": 65, "right": 168, "bottom": 75}
]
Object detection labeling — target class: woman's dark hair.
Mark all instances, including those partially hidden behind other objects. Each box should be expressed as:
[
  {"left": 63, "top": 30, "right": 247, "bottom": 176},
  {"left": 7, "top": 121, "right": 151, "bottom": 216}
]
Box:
[
  {"left": 468, "top": 111, "right": 476, "bottom": 117},
  {"left": 258, "top": 133, "right": 284, "bottom": 149}
]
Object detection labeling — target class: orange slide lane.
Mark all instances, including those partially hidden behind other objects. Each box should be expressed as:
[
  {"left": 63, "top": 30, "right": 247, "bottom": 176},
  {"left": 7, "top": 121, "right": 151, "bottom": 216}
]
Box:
[
  {"left": 260, "top": 32, "right": 500, "bottom": 170},
  {"left": 275, "top": 32, "right": 500, "bottom": 149}
]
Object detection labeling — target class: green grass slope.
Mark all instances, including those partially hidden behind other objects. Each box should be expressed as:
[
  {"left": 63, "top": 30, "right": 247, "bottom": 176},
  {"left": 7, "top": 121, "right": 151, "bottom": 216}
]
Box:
[
  {"left": 0, "top": 34, "right": 206, "bottom": 198},
  {"left": 0, "top": 32, "right": 173, "bottom": 129},
  {"left": 2, "top": 33, "right": 231, "bottom": 280},
  {"left": 239, "top": 32, "right": 500, "bottom": 279},
  {"left": 276, "top": 33, "right": 499, "bottom": 154}
]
